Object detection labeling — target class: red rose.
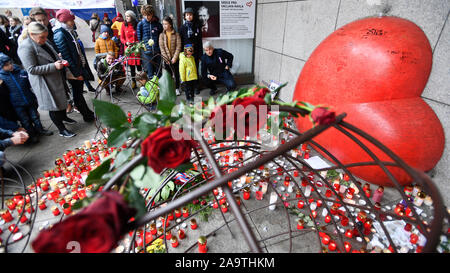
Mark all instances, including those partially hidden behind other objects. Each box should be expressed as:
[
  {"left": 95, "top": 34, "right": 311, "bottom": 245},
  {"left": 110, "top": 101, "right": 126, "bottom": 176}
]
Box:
[
  {"left": 232, "top": 96, "right": 268, "bottom": 137},
  {"left": 311, "top": 107, "right": 336, "bottom": 125},
  {"left": 32, "top": 191, "right": 135, "bottom": 253},
  {"left": 253, "top": 87, "right": 270, "bottom": 100},
  {"left": 141, "top": 126, "right": 197, "bottom": 174}
]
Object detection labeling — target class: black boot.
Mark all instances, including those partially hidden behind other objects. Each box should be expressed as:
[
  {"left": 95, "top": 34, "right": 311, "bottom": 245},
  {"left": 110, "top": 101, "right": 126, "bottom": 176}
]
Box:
[{"left": 59, "top": 129, "right": 76, "bottom": 138}]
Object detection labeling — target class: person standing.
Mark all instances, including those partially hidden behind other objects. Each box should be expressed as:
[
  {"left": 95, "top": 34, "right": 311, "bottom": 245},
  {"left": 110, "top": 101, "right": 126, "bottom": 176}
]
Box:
[
  {"left": 8, "top": 17, "right": 22, "bottom": 46},
  {"left": 179, "top": 7, "right": 202, "bottom": 94},
  {"left": 137, "top": 4, "right": 163, "bottom": 78},
  {"left": 17, "top": 22, "right": 77, "bottom": 138},
  {"left": 179, "top": 44, "right": 198, "bottom": 104},
  {"left": 159, "top": 16, "right": 182, "bottom": 95},
  {"left": 29, "top": 7, "right": 55, "bottom": 46},
  {"left": 120, "top": 10, "right": 142, "bottom": 89},
  {"left": 89, "top": 13, "right": 101, "bottom": 43},
  {"left": 111, "top": 13, "right": 124, "bottom": 38},
  {"left": 53, "top": 9, "right": 95, "bottom": 123}
]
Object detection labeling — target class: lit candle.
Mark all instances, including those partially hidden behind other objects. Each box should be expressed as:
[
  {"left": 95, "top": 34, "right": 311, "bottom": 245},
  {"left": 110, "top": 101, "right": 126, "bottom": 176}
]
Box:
[
  {"left": 20, "top": 214, "right": 28, "bottom": 224},
  {"left": 165, "top": 230, "right": 172, "bottom": 240},
  {"left": 221, "top": 204, "right": 228, "bottom": 213},
  {"left": 255, "top": 190, "right": 263, "bottom": 201},
  {"left": 328, "top": 241, "right": 337, "bottom": 251},
  {"left": 190, "top": 219, "right": 198, "bottom": 230},
  {"left": 38, "top": 200, "right": 47, "bottom": 210},
  {"left": 297, "top": 200, "right": 305, "bottom": 209},
  {"left": 6, "top": 199, "right": 16, "bottom": 210},
  {"left": 171, "top": 236, "right": 179, "bottom": 248},
  {"left": 410, "top": 233, "right": 419, "bottom": 244},
  {"left": 297, "top": 219, "right": 304, "bottom": 230},
  {"left": 344, "top": 241, "right": 352, "bottom": 252},
  {"left": 321, "top": 234, "right": 331, "bottom": 245},
  {"left": 198, "top": 236, "right": 207, "bottom": 253},
  {"left": 182, "top": 207, "right": 189, "bottom": 218},
  {"left": 325, "top": 215, "right": 332, "bottom": 224},
  {"left": 1, "top": 209, "right": 14, "bottom": 222},
  {"left": 178, "top": 229, "right": 186, "bottom": 240},
  {"left": 243, "top": 187, "right": 251, "bottom": 200},
  {"left": 345, "top": 229, "right": 353, "bottom": 238},
  {"left": 51, "top": 206, "right": 60, "bottom": 216},
  {"left": 149, "top": 223, "right": 157, "bottom": 235},
  {"left": 175, "top": 209, "right": 182, "bottom": 218},
  {"left": 413, "top": 191, "right": 426, "bottom": 207},
  {"left": 62, "top": 203, "right": 72, "bottom": 215}
]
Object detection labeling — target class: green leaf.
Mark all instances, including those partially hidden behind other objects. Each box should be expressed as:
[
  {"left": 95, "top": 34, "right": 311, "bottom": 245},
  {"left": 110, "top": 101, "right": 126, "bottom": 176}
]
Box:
[
  {"left": 216, "top": 93, "right": 230, "bottom": 106},
  {"left": 158, "top": 69, "right": 176, "bottom": 103},
  {"left": 135, "top": 166, "right": 162, "bottom": 189},
  {"left": 71, "top": 197, "right": 94, "bottom": 211},
  {"left": 114, "top": 148, "right": 133, "bottom": 168},
  {"left": 137, "top": 113, "right": 158, "bottom": 138},
  {"left": 157, "top": 99, "right": 176, "bottom": 116},
  {"left": 174, "top": 162, "right": 194, "bottom": 173},
  {"left": 93, "top": 99, "right": 128, "bottom": 129},
  {"left": 86, "top": 159, "right": 111, "bottom": 186},
  {"left": 107, "top": 127, "right": 132, "bottom": 147},
  {"left": 167, "top": 181, "right": 175, "bottom": 191},
  {"left": 161, "top": 185, "right": 170, "bottom": 200},
  {"left": 124, "top": 183, "right": 146, "bottom": 218},
  {"left": 130, "top": 164, "right": 146, "bottom": 181}
]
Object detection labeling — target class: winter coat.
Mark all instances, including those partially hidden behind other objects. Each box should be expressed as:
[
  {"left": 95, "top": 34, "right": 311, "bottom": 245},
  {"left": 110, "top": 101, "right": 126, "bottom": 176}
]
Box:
[
  {"left": 179, "top": 21, "right": 203, "bottom": 60},
  {"left": 120, "top": 22, "right": 141, "bottom": 66},
  {"left": 200, "top": 48, "right": 234, "bottom": 78},
  {"left": 95, "top": 37, "right": 118, "bottom": 58},
  {"left": 0, "top": 127, "right": 14, "bottom": 151},
  {"left": 89, "top": 18, "right": 101, "bottom": 41},
  {"left": 0, "top": 80, "right": 19, "bottom": 124},
  {"left": 97, "top": 58, "right": 124, "bottom": 80},
  {"left": 53, "top": 26, "right": 94, "bottom": 81},
  {"left": 179, "top": 52, "right": 198, "bottom": 82},
  {"left": 111, "top": 20, "right": 124, "bottom": 37},
  {"left": 17, "top": 38, "right": 69, "bottom": 111},
  {"left": 137, "top": 17, "right": 163, "bottom": 53},
  {"left": 9, "top": 25, "right": 22, "bottom": 46},
  {"left": 0, "top": 64, "right": 37, "bottom": 107},
  {"left": 159, "top": 30, "right": 182, "bottom": 63}
]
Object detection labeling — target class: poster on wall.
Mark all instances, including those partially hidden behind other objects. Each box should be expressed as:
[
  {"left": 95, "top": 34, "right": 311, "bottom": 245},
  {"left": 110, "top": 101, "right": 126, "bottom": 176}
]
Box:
[
  {"left": 183, "top": 0, "right": 255, "bottom": 39},
  {"left": 0, "top": 0, "right": 115, "bottom": 9}
]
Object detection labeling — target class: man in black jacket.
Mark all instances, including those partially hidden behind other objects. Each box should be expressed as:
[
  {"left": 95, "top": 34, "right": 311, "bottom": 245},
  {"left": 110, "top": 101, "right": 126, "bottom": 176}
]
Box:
[
  {"left": 200, "top": 41, "right": 236, "bottom": 95},
  {"left": 97, "top": 52, "right": 125, "bottom": 94}
]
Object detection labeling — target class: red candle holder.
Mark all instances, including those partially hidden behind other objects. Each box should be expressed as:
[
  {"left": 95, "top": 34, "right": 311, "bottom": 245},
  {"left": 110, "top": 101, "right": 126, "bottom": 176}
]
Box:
[
  {"left": 325, "top": 215, "right": 331, "bottom": 223},
  {"left": 175, "top": 209, "right": 182, "bottom": 218},
  {"left": 190, "top": 219, "right": 198, "bottom": 230},
  {"left": 345, "top": 229, "right": 353, "bottom": 239},
  {"left": 20, "top": 214, "right": 28, "bottom": 224},
  {"left": 178, "top": 229, "right": 186, "bottom": 240},
  {"left": 171, "top": 237, "right": 179, "bottom": 248},
  {"left": 410, "top": 233, "right": 419, "bottom": 244},
  {"left": 328, "top": 241, "right": 337, "bottom": 251},
  {"left": 167, "top": 212, "right": 174, "bottom": 221},
  {"left": 1, "top": 209, "right": 14, "bottom": 222},
  {"left": 51, "top": 206, "right": 60, "bottom": 216},
  {"left": 404, "top": 223, "right": 412, "bottom": 232},
  {"left": 243, "top": 187, "right": 251, "bottom": 200},
  {"left": 6, "top": 199, "right": 16, "bottom": 210},
  {"left": 149, "top": 223, "right": 157, "bottom": 235},
  {"left": 297, "top": 219, "right": 304, "bottom": 230},
  {"left": 182, "top": 207, "right": 189, "bottom": 218},
  {"left": 8, "top": 224, "right": 19, "bottom": 233},
  {"left": 63, "top": 203, "right": 72, "bottom": 215},
  {"left": 297, "top": 200, "right": 305, "bottom": 209},
  {"left": 221, "top": 204, "right": 228, "bottom": 213},
  {"left": 198, "top": 236, "right": 207, "bottom": 253},
  {"left": 321, "top": 235, "right": 330, "bottom": 245},
  {"left": 255, "top": 190, "right": 263, "bottom": 201},
  {"left": 341, "top": 216, "right": 349, "bottom": 226},
  {"left": 344, "top": 241, "right": 352, "bottom": 252},
  {"left": 165, "top": 231, "right": 172, "bottom": 240}
]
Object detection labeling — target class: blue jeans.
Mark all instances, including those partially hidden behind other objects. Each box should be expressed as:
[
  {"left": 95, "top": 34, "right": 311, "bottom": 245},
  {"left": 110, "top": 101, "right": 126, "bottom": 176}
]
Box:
[
  {"left": 203, "top": 70, "right": 236, "bottom": 92},
  {"left": 142, "top": 51, "right": 161, "bottom": 78}
]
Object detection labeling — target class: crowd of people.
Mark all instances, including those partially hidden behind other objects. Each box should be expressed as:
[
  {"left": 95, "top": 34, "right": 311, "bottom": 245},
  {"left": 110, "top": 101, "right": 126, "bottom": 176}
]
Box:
[{"left": 0, "top": 5, "right": 238, "bottom": 159}]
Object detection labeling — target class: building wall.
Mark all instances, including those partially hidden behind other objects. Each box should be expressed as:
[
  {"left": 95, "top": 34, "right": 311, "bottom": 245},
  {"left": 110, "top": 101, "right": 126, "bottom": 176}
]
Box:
[{"left": 254, "top": 0, "right": 450, "bottom": 205}]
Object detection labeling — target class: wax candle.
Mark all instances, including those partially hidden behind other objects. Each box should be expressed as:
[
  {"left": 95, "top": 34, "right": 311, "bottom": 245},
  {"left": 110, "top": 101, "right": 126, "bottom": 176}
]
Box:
[
  {"left": 198, "top": 236, "right": 207, "bottom": 253},
  {"left": 372, "top": 186, "right": 384, "bottom": 203},
  {"left": 190, "top": 219, "right": 198, "bottom": 230},
  {"left": 171, "top": 236, "right": 179, "bottom": 248},
  {"left": 1, "top": 209, "right": 13, "bottom": 222},
  {"left": 178, "top": 229, "right": 186, "bottom": 240},
  {"left": 297, "top": 219, "right": 304, "bottom": 230},
  {"left": 243, "top": 187, "right": 251, "bottom": 200},
  {"left": 269, "top": 192, "right": 277, "bottom": 211}
]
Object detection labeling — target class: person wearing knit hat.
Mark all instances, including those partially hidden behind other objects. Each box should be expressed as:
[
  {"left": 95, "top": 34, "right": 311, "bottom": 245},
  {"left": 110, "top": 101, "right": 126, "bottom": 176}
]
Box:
[
  {"left": 94, "top": 24, "right": 118, "bottom": 69},
  {"left": 111, "top": 12, "right": 124, "bottom": 38},
  {"left": 53, "top": 10, "right": 96, "bottom": 122},
  {"left": 0, "top": 52, "right": 52, "bottom": 142},
  {"left": 179, "top": 43, "right": 198, "bottom": 103},
  {"left": 121, "top": 10, "right": 141, "bottom": 89}
]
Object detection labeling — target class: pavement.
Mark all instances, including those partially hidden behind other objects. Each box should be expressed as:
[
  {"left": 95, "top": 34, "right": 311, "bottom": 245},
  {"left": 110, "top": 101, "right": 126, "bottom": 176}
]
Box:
[{"left": 0, "top": 49, "right": 447, "bottom": 253}]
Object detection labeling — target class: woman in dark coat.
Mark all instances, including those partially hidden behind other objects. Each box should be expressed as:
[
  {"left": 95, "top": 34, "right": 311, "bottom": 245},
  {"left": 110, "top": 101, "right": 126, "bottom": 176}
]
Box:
[{"left": 53, "top": 9, "right": 95, "bottom": 122}]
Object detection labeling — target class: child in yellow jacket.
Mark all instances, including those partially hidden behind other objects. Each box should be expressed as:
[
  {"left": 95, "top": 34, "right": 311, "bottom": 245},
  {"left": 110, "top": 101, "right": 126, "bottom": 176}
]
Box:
[
  {"left": 94, "top": 25, "right": 118, "bottom": 67},
  {"left": 179, "top": 44, "right": 198, "bottom": 103}
]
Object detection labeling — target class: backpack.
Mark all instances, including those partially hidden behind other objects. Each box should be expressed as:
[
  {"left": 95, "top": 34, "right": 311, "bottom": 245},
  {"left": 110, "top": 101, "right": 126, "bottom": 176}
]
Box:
[{"left": 137, "top": 75, "right": 159, "bottom": 104}]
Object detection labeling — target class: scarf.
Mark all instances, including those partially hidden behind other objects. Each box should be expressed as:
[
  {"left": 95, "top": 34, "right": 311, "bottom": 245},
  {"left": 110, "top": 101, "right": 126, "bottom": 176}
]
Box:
[
  {"left": 185, "top": 21, "right": 193, "bottom": 39},
  {"left": 56, "top": 21, "right": 87, "bottom": 67}
]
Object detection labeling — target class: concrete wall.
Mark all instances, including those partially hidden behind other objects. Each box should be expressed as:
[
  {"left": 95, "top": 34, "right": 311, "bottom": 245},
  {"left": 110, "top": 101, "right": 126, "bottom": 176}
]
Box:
[{"left": 254, "top": 0, "right": 450, "bottom": 205}]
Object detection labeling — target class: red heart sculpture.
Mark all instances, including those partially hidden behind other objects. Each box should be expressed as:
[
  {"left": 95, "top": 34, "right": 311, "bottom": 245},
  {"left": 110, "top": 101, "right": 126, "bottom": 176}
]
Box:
[
  {"left": 246, "top": 1, "right": 253, "bottom": 7},
  {"left": 293, "top": 16, "right": 445, "bottom": 186}
]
